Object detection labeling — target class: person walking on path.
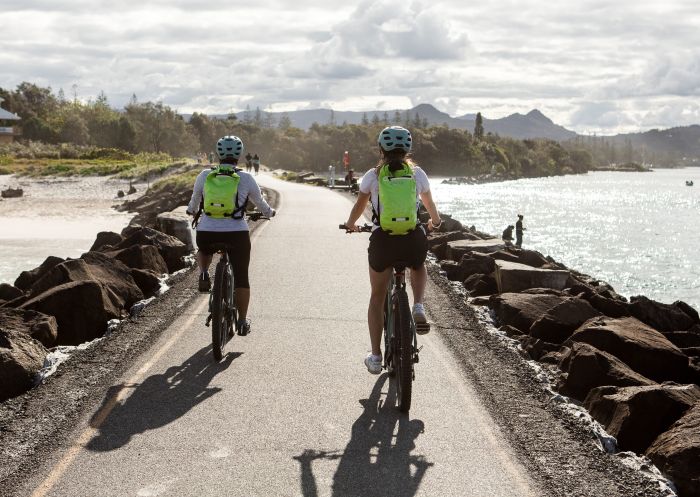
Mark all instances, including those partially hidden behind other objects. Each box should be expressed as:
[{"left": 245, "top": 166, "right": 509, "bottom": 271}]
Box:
[
  {"left": 186, "top": 135, "right": 275, "bottom": 335},
  {"left": 515, "top": 214, "right": 526, "bottom": 248},
  {"left": 253, "top": 154, "right": 260, "bottom": 175},
  {"left": 344, "top": 126, "right": 442, "bottom": 374},
  {"left": 245, "top": 152, "right": 253, "bottom": 173}
]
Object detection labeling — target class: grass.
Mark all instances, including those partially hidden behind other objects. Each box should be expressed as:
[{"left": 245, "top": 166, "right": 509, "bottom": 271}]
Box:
[
  {"left": 151, "top": 168, "right": 201, "bottom": 191},
  {"left": 0, "top": 153, "right": 189, "bottom": 179}
]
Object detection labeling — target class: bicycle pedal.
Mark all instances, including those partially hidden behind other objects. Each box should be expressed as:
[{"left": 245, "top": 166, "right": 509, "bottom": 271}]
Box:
[{"left": 415, "top": 322, "right": 431, "bottom": 334}]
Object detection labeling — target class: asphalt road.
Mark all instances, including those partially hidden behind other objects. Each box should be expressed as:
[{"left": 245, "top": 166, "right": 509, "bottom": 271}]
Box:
[{"left": 23, "top": 175, "right": 541, "bottom": 497}]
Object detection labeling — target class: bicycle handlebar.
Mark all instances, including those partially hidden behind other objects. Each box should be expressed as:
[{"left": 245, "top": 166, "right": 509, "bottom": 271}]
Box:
[
  {"left": 188, "top": 210, "right": 272, "bottom": 228},
  {"left": 339, "top": 223, "right": 373, "bottom": 233}
]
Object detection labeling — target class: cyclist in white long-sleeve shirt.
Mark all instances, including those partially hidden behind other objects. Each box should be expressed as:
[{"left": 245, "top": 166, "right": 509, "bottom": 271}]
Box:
[{"left": 187, "top": 135, "right": 275, "bottom": 334}]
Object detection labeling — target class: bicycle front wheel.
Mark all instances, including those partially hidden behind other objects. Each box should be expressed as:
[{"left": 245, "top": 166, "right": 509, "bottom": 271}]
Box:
[
  {"left": 393, "top": 289, "right": 413, "bottom": 413},
  {"left": 211, "top": 259, "right": 229, "bottom": 361}
]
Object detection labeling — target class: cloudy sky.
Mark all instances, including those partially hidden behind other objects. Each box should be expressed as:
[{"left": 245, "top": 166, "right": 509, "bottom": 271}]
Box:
[{"left": 1, "top": 0, "right": 699, "bottom": 134}]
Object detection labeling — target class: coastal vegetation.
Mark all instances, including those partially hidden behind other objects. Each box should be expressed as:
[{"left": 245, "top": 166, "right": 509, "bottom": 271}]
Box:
[{"left": 0, "top": 81, "right": 652, "bottom": 180}]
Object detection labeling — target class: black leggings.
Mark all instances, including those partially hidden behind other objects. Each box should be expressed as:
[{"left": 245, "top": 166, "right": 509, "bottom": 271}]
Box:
[{"left": 196, "top": 231, "right": 251, "bottom": 288}]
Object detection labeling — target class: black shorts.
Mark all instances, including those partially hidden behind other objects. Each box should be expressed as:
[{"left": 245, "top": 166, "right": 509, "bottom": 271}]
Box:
[
  {"left": 196, "top": 231, "right": 251, "bottom": 288},
  {"left": 367, "top": 227, "right": 428, "bottom": 272}
]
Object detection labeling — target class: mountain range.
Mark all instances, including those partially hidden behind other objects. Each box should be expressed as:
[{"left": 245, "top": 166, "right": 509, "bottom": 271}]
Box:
[
  {"left": 232, "top": 103, "right": 576, "bottom": 141},
  {"left": 198, "top": 103, "right": 700, "bottom": 162}
]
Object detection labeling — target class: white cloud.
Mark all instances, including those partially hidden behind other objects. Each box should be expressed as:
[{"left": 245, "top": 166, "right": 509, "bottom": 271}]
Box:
[{"left": 1, "top": 0, "right": 700, "bottom": 133}]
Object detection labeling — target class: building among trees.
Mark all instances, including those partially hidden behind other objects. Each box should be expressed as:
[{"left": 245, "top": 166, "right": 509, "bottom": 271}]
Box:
[{"left": 0, "top": 97, "right": 21, "bottom": 143}]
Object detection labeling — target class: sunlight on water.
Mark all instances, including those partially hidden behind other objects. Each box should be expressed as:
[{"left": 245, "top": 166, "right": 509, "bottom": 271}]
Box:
[
  {"left": 431, "top": 168, "right": 700, "bottom": 310},
  {"left": 0, "top": 176, "right": 136, "bottom": 285}
]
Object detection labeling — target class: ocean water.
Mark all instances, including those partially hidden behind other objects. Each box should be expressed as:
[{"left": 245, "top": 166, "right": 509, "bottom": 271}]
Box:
[
  {"left": 0, "top": 176, "right": 137, "bottom": 286},
  {"left": 431, "top": 168, "right": 700, "bottom": 311}
]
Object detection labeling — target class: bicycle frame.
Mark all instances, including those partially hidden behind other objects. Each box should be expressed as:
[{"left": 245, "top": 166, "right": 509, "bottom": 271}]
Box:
[{"left": 383, "top": 268, "right": 418, "bottom": 377}]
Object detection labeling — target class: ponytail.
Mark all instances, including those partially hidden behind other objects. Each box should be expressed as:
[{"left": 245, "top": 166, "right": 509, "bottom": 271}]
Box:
[{"left": 375, "top": 149, "right": 416, "bottom": 175}]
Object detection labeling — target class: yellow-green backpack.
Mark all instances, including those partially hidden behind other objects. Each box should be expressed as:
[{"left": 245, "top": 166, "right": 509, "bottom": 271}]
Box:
[
  {"left": 377, "top": 163, "right": 418, "bottom": 235},
  {"left": 203, "top": 166, "right": 243, "bottom": 219}
]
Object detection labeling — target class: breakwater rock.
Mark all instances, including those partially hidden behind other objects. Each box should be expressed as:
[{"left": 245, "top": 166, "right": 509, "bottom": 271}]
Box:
[
  {"left": 0, "top": 207, "right": 190, "bottom": 401},
  {"left": 428, "top": 209, "right": 700, "bottom": 497}
]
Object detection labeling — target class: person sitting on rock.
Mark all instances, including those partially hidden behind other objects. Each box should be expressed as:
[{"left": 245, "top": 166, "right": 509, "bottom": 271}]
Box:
[
  {"left": 502, "top": 225, "right": 514, "bottom": 245},
  {"left": 186, "top": 135, "right": 275, "bottom": 335}
]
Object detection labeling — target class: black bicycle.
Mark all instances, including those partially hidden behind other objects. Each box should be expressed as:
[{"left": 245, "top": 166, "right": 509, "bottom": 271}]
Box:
[
  {"left": 201, "top": 212, "right": 269, "bottom": 361},
  {"left": 340, "top": 223, "right": 424, "bottom": 412}
]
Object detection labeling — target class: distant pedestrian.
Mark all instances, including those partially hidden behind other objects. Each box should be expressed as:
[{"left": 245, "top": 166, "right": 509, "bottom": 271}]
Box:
[
  {"left": 245, "top": 152, "right": 253, "bottom": 173},
  {"left": 515, "top": 214, "right": 526, "bottom": 248},
  {"left": 253, "top": 154, "right": 260, "bottom": 175},
  {"left": 208, "top": 152, "right": 214, "bottom": 164},
  {"left": 502, "top": 225, "right": 514, "bottom": 245}
]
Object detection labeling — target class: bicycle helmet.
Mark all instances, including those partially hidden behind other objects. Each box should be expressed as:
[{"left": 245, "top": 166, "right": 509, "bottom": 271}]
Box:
[
  {"left": 216, "top": 135, "right": 244, "bottom": 160},
  {"left": 377, "top": 126, "right": 412, "bottom": 152}
]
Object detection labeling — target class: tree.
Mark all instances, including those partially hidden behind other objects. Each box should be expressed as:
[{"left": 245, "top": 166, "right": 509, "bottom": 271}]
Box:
[
  {"left": 60, "top": 112, "right": 90, "bottom": 145},
  {"left": 361, "top": 112, "right": 369, "bottom": 125},
  {"left": 253, "top": 106, "right": 263, "bottom": 127},
  {"left": 278, "top": 113, "right": 292, "bottom": 130},
  {"left": 371, "top": 113, "right": 381, "bottom": 125},
  {"left": 329, "top": 109, "right": 336, "bottom": 126},
  {"left": 474, "top": 112, "right": 484, "bottom": 140},
  {"left": 393, "top": 111, "right": 401, "bottom": 124}
]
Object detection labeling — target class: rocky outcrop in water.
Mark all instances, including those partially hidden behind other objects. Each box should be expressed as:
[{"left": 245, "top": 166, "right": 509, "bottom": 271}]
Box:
[{"left": 426, "top": 206, "right": 700, "bottom": 496}]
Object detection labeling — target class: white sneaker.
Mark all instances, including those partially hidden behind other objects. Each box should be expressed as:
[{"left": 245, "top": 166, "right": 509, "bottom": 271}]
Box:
[
  {"left": 413, "top": 303, "right": 430, "bottom": 335},
  {"left": 364, "top": 353, "right": 382, "bottom": 374}
]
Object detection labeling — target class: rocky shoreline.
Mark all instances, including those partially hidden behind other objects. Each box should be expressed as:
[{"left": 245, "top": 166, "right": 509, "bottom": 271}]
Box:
[{"left": 423, "top": 211, "right": 699, "bottom": 497}]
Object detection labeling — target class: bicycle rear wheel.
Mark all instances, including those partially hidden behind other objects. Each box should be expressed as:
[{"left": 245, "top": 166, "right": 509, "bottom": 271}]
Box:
[
  {"left": 393, "top": 289, "right": 413, "bottom": 413},
  {"left": 211, "top": 259, "right": 229, "bottom": 361}
]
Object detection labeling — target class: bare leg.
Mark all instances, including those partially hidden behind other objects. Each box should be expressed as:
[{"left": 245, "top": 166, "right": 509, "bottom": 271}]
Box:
[
  {"left": 368, "top": 267, "right": 392, "bottom": 356},
  {"left": 409, "top": 264, "right": 427, "bottom": 304},
  {"left": 236, "top": 288, "right": 250, "bottom": 319},
  {"left": 197, "top": 251, "right": 212, "bottom": 273}
]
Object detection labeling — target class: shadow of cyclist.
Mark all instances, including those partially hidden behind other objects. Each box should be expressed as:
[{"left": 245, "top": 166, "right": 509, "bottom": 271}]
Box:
[
  {"left": 294, "top": 374, "right": 433, "bottom": 497},
  {"left": 86, "top": 345, "right": 239, "bottom": 452}
]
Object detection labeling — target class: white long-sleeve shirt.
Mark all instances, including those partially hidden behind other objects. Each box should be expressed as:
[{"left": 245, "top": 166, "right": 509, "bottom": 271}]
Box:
[{"left": 187, "top": 168, "right": 274, "bottom": 232}]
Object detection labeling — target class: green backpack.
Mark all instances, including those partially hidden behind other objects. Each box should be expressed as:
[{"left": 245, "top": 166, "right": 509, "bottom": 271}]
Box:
[
  {"left": 203, "top": 166, "right": 243, "bottom": 219},
  {"left": 377, "top": 163, "right": 418, "bottom": 235}
]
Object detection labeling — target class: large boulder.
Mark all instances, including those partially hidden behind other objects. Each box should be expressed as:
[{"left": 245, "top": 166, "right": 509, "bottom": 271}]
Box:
[
  {"left": 489, "top": 292, "right": 566, "bottom": 333},
  {"left": 516, "top": 249, "right": 550, "bottom": 268},
  {"left": 89, "top": 231, "right": 124, "bottom": 252},
  {"left": 530, "top": 298, "right": 601, "bottom": 344},
  {"left": 115, "top": 227, "right": 188, "bottom": 273},
  {"left": 439, "top": 260, "right": 464, "bottom": 281},
  {"left": 427, "top": 231, "right": 470, "bottom": 252},
  {"left": 557, "top": 343, "right": 654, "bottom": 401},
  {"left": 0, "top": 308, "right": 58, "bottom": 348},
  {"left": 14, "top": 256, "right": 65, "bottom": 291},
  {"left": 107, "top": 244, "right": 169, "bottom": 275},
  {"left": 663, "top": 331, "right": 700, "bottom": 349},
  {"left": 463, "top": 273, "right": 497, "bottom": 297},
  {"left": 130, "top": 269, "right": 162, "bottom": 298},
  {"left": 566, "top": 284, "right": 631, "bottom": 318},
  {"left": 0, "top": 328, "right": 48, "bottom": 402},
  {"left": 494, "top": 260, "right": 570, "bottom": 293},
  {"left": 584, "top": 384, "right": 700, "bottom": 454},
  {"left": 459, "top": 252, "right": 496, "bottom": 277},
  {"left": 629, "top": 295, "right": 697, "bottom": 332},
  {"left": 20, "top": 281, "right": 122, "bottom": 345},
  {"left": 29, "top": 254, "right": 143, "bottom": 309},
  {"left": 567, "top": 317, "right": 689, "bottom": 383},
  {"left": 446, "top": 238, "right": 505, "bottom": 261},
  {"left": 646, "top": 403, "right": 700, "bottom": 497},
  {"left": 156, "top": 207, "right": 194, "bottom": 251},
  {"left": 0, "top": 283, "right": 23, "bottom": 301}
]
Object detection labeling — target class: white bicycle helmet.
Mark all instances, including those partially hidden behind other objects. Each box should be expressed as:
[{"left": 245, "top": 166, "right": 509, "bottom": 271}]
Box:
[
  {"left": 216, "top": 135, "right": 244, "bottom": 160},
  {"left": 377, "top": 126, "right": 412, "bottom": 152}
]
